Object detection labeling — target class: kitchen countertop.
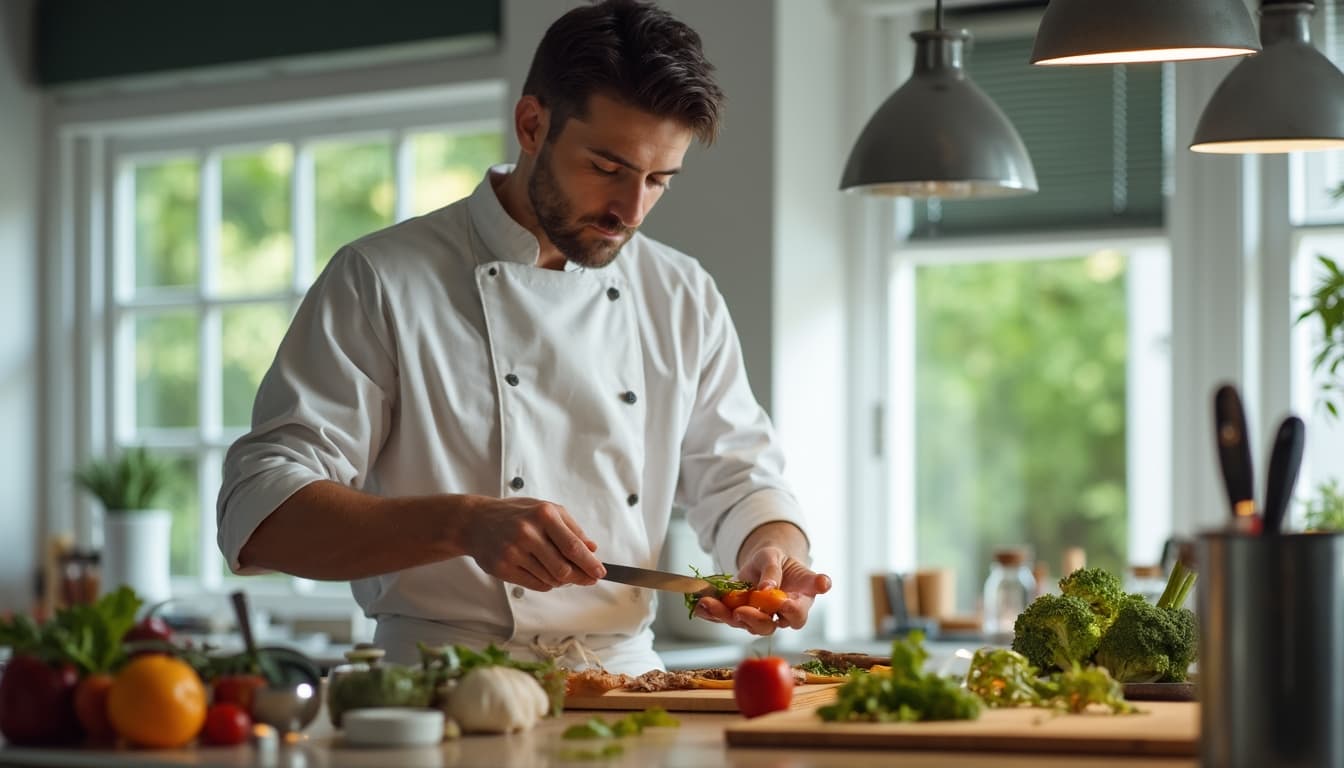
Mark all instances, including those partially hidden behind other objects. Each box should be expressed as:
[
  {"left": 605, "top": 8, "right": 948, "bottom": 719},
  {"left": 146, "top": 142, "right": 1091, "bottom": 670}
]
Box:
[{"left": 0, "top": 710, "right": 1199, "bottom": 768}]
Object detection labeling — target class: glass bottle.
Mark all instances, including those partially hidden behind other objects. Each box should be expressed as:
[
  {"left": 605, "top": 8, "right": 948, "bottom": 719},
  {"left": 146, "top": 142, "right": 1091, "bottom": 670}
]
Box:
[
  {"left": 1125, "top": 564, "right": 1166, "bottom": 604},
  {"left": 982, "top": 548, "right": 1036, "bottom": 641}
]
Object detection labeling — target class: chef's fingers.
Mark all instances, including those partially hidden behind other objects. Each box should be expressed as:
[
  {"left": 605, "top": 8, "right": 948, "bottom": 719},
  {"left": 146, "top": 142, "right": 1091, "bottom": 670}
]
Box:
[
  {"left": 731, "top": 606, "right": 778, "bottom": 636},
  {"left": 543, "top": 506, "right": 607, "bottom": 580},
  {"left": 694, "top": 596, "right": 730, "bottom": 623},
  {"left": 755, "top": 557, "right": 785, "bottom": 591},
  {"left": 527, "top": 535, "right": 593, "bottom": 587},
  {"left": 787, "top": 571, "right": 832, "bottom": 597},
  {"left": 773, "top": 594, "right": 816, "bottom": 629},
  {"left": 507, "top": 561, "right": 553, "bottom": 593}
]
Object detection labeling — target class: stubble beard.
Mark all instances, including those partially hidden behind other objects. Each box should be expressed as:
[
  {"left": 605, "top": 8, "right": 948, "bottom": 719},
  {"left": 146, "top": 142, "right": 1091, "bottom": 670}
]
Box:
[{"left": 527, "top": 143, "right": 634, "bottom": 269}]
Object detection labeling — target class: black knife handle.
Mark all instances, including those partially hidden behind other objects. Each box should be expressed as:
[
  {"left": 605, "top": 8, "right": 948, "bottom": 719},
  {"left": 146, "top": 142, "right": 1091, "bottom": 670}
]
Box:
[
  {"left": 1214, "top": 384, "right": 1256, "bottom": 521},
  {"left": 1262, "top": 416, "right": 1306, "bottom": 535}
]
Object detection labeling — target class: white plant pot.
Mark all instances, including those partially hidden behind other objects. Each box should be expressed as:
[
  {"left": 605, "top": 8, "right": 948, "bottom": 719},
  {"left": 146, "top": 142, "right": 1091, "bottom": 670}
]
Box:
[{"left": 102, "top": 509, "right": 172, "bottom": 604}]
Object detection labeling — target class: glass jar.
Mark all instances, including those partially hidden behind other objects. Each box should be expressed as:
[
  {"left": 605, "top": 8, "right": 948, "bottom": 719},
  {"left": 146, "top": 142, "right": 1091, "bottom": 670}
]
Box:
[
  {"left": 982, "top": 548, "right": 1036, "bottom": 641},
  {"left": 325, "top": 645, "right": 430, "bottom": 728},
  {"left": 1125, "top": 564, "right": 1166, "bottom": 604}
]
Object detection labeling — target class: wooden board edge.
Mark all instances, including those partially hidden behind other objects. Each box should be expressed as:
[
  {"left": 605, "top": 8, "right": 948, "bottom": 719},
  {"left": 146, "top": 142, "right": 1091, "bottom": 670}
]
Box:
[{"left": 724, "top": 727, "right": 1198, "bottom": 757}]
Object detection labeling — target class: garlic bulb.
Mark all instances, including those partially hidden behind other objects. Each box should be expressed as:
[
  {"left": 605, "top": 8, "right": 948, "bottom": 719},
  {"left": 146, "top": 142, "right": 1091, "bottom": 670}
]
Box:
[{"left": 444, "top": 666, "right": 549, "bottom": 733}]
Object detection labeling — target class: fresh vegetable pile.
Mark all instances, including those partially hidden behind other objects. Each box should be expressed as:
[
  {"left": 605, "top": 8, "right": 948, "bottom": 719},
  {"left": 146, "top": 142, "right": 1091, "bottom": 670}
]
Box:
[
  {"left": 965, "top": 648, "right": 1134, "bottom": 714},
  {"left": 816, "top": 631, "right": 982, "bottom": 723},
  {"left": 0, "top": 588, "right": 320, "bottom": 749},
  {"left": 1011, "top": 564, "right": 1198, "bottom": 684}
]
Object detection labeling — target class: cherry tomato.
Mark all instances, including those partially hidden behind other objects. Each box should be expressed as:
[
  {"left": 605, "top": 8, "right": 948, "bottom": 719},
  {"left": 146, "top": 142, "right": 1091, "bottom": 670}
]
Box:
[
  {"left": 721, "top": 589, "right": 751, "bottom": 610},
  {"left": 747, "top": 587, "right": 789, "bottom": 615},
  {"left": 123, "top": 615, "right": 173, "bottom": 644},
  {"left": 212, "top": 673, "right": 267, "bottom": 713},
  {"left": 201, "top": 702, "right": 252, "bottom": 746},
  {"left": 733, "top": 656, "right": 794, "bottom": 718}
]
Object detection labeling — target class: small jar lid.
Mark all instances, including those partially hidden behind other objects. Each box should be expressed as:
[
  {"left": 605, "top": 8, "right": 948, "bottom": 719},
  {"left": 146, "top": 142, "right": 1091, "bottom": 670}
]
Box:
[
  {"left": 993, "top": 548, "right": 1029, "bottom": 567},
  {"left": 344, "top": 646, "right": 386, "bottom": 664}
]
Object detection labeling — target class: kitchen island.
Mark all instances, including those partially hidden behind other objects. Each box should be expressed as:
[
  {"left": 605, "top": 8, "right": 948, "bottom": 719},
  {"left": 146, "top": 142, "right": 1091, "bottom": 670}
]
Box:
[{"left": 0, "top": 709, "right": 1200, "bottom": 768}]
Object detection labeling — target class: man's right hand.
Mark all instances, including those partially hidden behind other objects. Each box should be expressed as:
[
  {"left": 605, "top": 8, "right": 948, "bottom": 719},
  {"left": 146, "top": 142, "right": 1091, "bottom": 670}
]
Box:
[{"left": 459, "top": 496, "right": 607, "bottom": 591}]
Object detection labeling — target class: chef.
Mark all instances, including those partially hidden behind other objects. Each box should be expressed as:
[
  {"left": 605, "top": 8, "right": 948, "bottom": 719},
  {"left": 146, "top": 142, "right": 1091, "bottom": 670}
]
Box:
[{"left": 216, "top": 0, "right": 831, "bottom": 674}]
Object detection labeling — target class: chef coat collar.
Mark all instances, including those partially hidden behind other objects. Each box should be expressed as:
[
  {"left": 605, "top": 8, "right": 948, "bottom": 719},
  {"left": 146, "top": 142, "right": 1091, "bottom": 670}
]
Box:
[{"left": 467, "top": 164, "right": 587, "bottom": 273}]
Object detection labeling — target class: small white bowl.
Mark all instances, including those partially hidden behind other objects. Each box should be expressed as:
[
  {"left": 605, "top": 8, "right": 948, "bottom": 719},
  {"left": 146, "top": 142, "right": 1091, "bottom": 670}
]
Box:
[{"left": 342, "top": 708, "right": 445, "bottom": 747}]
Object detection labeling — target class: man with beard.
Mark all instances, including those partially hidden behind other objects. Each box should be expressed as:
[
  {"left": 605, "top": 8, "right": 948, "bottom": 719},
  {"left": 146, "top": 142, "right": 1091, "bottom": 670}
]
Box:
[{"left": 217, "top": 0, "right": 830, "bottom": 674}]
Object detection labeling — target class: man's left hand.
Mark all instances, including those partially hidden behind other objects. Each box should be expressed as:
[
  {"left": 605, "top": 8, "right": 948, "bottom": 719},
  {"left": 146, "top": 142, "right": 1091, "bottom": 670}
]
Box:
[{"left": 694, "top": 546, "right": 831, "bottom": 636}]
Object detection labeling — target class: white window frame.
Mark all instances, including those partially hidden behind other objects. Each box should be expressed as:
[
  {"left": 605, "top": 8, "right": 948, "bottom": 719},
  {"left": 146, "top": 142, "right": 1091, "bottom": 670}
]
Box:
[{"left": 47, "top": 64, "right": 506, "bottom": 617}]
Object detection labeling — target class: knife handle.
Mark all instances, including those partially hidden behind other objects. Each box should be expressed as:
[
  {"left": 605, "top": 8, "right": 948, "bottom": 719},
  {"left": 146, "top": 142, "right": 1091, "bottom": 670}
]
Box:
[
  {"left": 1262, "top": 416, "right": 1306, "bottom": 535},
  {"left": 1214, "top": 384, "right": 1257, "bottom": 526}
]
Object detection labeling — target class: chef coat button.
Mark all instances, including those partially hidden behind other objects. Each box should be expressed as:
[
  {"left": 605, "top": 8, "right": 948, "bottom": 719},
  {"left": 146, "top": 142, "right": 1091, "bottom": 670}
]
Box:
[
  {"left": 607, "top": 287, "right": 620, "bottom": 301},
  {"left": 622, "top": 391, "right": 637, "bottom": 405},
  {"left": 509, "top": 476, "right": 525, "bottom": 490},
  {"left": 627, "top": 493, "right": 639, "bottom": 507},
  {"left": 488, "top": 267, "right": 498, "bottom": 276},
  {"left": 511, "top": 586, "right": 524, "bottom": 599},
  {"left": 505, "top": 373, "right": 519, "bottom": 387}
]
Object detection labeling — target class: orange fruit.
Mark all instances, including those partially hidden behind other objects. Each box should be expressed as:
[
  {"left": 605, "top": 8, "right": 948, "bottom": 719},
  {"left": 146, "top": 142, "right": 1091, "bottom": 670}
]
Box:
[{"left": 107, "top": 654, "right": 207, "bottom": 748}]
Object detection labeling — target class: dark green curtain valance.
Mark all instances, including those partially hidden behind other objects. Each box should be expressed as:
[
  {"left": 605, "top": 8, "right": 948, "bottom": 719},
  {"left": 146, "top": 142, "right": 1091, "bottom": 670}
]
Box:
[{"left": 35, "top": 0, "right": 500, "bottom": 85}]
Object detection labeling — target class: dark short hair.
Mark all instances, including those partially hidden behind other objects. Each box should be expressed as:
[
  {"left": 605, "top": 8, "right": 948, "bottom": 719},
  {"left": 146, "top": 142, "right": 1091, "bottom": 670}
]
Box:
[{"left": 522, "top": 0, "right": 725, "bottom": 145}]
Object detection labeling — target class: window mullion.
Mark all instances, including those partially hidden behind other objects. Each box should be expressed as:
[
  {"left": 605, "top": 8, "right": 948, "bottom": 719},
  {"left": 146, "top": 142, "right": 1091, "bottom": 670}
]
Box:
[
  {"left": 394, "top": 129, "right": 413, "bottom": 222},
  {"left": 293, "top": 142, "right": 315, "bottom": 291},
  {"left": 199, "top": 150, "right": 223, "bottom": 588}
]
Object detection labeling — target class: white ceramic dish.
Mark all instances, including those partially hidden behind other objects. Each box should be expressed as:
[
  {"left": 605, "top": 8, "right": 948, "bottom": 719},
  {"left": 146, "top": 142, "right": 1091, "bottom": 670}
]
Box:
[{"left": 342, "top": 708, "right": 445, "bottom": 747}]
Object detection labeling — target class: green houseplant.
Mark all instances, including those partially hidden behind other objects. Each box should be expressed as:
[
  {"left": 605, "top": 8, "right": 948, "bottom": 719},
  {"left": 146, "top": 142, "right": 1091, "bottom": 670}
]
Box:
[{"left": 74, "top": 447, "right": 173, "bottom": 602}]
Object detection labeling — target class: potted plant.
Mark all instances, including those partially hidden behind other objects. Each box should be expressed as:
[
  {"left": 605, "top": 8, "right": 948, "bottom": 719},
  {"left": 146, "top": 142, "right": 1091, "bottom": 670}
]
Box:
[{"left": 74, "top": 447, "right": 173, "bottom": 602}]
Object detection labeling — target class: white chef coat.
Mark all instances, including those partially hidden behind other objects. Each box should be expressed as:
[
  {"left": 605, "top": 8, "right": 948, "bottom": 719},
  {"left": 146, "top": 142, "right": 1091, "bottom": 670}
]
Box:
[{"left": 217, "top": 165, "right": 808, "bottom": 674}]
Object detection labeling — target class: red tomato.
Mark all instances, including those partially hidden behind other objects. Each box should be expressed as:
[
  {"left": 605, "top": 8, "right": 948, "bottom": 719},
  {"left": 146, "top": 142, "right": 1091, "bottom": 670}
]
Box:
[
  {"left": 212, "top": 674, "right": 267, "bottom": 713},
  {"left": 123, "top": 615, "right": 174, "bottom": 644},
  {"left": 73, "top": 673, "right": 117, "bottom": 743},
  {"left": 733, "top": 656, "right": 794, "bottom": 718},
  {"left": 0, "top": 654, "right": 83, "bottom": 746},
  {"left": 747, "top": 588, "right": 789, "bottom": 616},
  {"left": 721, "top": 589, "right": 751, "bottom": 610},
  {"left": 201, "top": 702, "right": 252, "bottom": 746}
]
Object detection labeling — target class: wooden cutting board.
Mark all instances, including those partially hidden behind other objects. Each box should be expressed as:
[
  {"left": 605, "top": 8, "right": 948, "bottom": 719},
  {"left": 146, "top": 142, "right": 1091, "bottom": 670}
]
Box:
[
  {"left": 725, "top": 700, "right": 1198, "bottom": 756},
  {"left": 566, "top": 683, "right": 841, "bottom": 712}
]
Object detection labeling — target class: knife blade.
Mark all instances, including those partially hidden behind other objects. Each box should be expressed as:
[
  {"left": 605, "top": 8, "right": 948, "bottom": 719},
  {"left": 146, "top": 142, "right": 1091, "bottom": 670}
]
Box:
[
  {"left": 1213, "top": 384, "right": 1259, "bottom": 533},
  {"left": 600, "top": 562, "right": 716, "bottom": 597}
]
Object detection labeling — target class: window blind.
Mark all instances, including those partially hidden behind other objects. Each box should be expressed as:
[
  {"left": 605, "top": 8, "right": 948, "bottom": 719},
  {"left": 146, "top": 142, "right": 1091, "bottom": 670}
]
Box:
[{"left": 910, "top": 20, "right": 1168, "bottom": 238}]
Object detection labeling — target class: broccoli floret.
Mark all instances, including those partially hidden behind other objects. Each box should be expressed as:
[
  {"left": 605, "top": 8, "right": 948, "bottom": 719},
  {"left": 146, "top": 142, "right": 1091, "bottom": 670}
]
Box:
[
  {"left": 1058, "top": 567, "right": 1126, "bottom": 630},
  {"left": 1094, "top": 600, "right": 1198, "bottom": 683},
  {"left": 1010, "top": 594, "right": 1102, "bottom": 673},
  {"left": 1093, "top": 601, "right": 1171, "bottom": 683},
  {"left": 1162, "top": 607, "right": 1198, "bottom": 682}
]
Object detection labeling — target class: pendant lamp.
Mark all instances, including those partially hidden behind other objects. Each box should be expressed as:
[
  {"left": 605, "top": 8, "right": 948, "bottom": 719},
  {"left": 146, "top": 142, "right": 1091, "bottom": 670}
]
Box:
[
  {"left": 839, "top": 0, "right": 1037, "bottom": 198},
  {"left": 1031, "top": 0, "right": 1260, "bottom": 66},
  {"left": 1191, "top": 2, "right": 1344, "bottom": 154}
]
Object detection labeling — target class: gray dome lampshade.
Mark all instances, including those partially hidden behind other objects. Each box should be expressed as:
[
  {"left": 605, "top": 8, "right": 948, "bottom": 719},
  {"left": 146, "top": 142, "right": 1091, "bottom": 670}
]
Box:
[
  {"left": 1191, "top": 2, "right": 1344, "bottom": 154},
  {"left": 1032, "top": 0, "right": 1260, "bottom": 66},
  {"left": 839, "top": 28, "right": 1038, "bottom": 198}
]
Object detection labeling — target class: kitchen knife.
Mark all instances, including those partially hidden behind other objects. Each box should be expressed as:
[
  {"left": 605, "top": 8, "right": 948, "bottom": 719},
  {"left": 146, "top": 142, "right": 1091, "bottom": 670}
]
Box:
[
  {"left": 599, "top": 562, "right": 717, "bottom": 597},
  {"left": 1213, "top": 384, "right": 1258, "bottom": 533},
  {"left": 1261, "top": 415, "right": 1306, "bottom": 535}
]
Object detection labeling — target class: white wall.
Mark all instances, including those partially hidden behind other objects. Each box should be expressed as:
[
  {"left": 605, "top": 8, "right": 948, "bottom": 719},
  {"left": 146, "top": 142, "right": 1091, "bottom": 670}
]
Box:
[{"left": 0, "top": 0, "right": 41, "bottom": 613}]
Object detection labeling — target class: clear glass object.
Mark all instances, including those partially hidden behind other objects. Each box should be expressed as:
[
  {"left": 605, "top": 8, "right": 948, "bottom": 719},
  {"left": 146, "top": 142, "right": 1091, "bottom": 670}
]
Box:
[{"left": 982, "top": 548, "right": 1036, "bottom": 640}]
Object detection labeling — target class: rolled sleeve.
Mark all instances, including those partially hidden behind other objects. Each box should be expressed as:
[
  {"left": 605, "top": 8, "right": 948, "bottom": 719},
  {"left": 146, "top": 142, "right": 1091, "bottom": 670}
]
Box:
[
  {"left": 216, "top": 247, "right": 398, "bottom": 574},
  {"left": 677, "top": 280, "right": 811, "bottom": 573}
]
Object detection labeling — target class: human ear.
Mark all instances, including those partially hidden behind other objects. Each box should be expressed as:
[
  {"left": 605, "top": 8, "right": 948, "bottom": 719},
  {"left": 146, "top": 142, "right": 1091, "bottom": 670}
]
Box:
[{"left": 514, "top": 95, "right": 549, "bottom": 156}]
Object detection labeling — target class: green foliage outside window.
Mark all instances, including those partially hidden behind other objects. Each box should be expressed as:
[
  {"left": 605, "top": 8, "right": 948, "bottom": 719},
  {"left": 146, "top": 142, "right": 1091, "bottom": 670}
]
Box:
[{"left": 915, "top": 252, "right": 1128, "bottom": 610}]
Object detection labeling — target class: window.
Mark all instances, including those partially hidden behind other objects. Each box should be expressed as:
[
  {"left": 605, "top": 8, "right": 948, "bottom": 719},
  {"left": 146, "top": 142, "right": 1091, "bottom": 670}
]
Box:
[
  {"left": 881, "top": 7, "right": 1173, "bottom": 614},
  {"left": 68, "top": 85, "right": 505, "bottom": 603}
]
